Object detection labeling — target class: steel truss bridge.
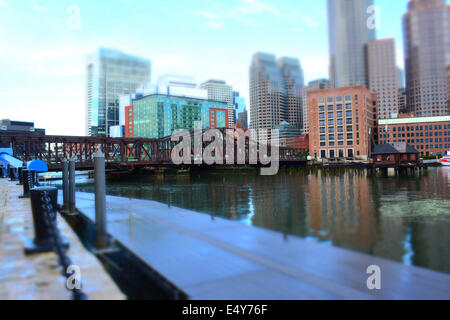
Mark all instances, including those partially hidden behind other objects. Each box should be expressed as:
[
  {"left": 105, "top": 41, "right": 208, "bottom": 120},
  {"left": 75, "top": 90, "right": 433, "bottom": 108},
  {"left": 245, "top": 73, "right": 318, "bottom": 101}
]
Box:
[{"left": 0, "top": 129, "right": 306, "bottom": 172}]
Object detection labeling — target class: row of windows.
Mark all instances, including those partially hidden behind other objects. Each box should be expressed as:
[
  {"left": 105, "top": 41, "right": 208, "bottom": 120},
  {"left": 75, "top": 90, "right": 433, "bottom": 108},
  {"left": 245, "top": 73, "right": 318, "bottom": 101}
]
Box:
[
  {"left": 380, "top": 131, "right": 450, "bottom": 138},
  {"left": 319, "top": 140, "right": 358, "bottom": 147},
  {"left": 379, "top": 124, "right": 449, "bottom": 132},
  {"left": 379, "top": 142, "right": 449, "bottom": 150},
  {"left": 318, "top": 96, "right": 357, "bottom": 104},
  {"left": 320, "top": 118, "right": 357, "bottom": 126}
]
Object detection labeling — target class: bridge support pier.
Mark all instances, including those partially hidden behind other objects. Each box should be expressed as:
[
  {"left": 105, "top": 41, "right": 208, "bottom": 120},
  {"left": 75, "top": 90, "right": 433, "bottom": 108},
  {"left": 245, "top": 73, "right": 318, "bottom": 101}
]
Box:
[{"left": 68, "top": 158, "right": 76, "bottom": 214}]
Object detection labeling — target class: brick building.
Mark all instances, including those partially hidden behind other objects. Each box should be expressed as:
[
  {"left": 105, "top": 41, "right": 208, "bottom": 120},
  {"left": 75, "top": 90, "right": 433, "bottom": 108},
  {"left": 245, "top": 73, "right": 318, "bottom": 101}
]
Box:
[
  {"left": 378, "top": 115, "right": 450, "bottom": 156},
  {"left": 308, "top": 86, "right": 377, "bottom": 160}
]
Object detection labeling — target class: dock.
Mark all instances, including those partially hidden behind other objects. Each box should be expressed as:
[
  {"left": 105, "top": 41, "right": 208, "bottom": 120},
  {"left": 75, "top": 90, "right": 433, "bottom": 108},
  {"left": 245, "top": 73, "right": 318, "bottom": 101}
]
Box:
[
  {"left": 0, "top": 180, "right": 125, "bottom": 300},
  {"left": 59, "top": 189, "right": 450, "bottom": 300}
]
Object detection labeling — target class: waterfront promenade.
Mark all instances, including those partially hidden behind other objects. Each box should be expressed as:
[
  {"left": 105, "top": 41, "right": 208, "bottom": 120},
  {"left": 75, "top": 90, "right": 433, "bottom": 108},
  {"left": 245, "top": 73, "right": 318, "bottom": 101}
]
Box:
[
  {"left": 60, "top": 189, "right": 450, "bottom": 300},
  {"left": 0, "top": 180, "right": 125, "bottom": 299}
]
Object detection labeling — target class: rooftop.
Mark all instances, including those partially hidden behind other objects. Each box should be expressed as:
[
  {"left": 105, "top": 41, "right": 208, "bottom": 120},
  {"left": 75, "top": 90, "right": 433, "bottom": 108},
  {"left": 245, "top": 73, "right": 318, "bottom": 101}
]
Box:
[{"left": 379, "top": 115, "right": 450, "bottom": 125}]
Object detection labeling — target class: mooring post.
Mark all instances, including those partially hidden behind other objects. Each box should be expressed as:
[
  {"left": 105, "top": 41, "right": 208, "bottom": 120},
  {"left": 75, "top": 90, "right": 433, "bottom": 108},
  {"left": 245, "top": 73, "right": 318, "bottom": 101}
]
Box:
[
  {"left": 20, "top": 169, "right": 35, "bottom": 198},
  {"left": 62, "top": 158, "right": 69, "bottom": 212},
  {"left": 94, "top": 150, "right": 107, "bottom": 249},
  {"left": 69, "top": 157, "right": 76, "bottom": 213}
]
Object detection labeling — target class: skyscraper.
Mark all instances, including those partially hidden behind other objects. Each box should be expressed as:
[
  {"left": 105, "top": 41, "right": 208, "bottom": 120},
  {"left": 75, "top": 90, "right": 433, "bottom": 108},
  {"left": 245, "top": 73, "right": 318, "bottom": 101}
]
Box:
[
  {"left": 86, "top": 48, "right": 151, "bottom": 136},
  {"left": 301, "top": 79, "right": 331, "bottom": 134},
  {"left": 327, "top": 0, "right": 376, "bottom": 88},
  {"left": 249, "top": 52, "right": 304, "bottom": 142},
  {"left": 200, "top": 80, "right": 233, "bottom": 127},
  {"left": 366, "top": 38, "right": 399, "bottom": 119},
  {"left": 403, "top": 0, "right": 449, "bottom": 116},
  {"left": 233, "top": 91, "right": 247, "bottom": 128}
]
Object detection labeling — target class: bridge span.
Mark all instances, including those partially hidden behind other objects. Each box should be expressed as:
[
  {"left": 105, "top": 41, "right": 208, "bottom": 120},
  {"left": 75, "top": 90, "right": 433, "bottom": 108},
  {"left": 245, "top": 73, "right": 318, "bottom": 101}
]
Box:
[{"left": 0, "top": 129, "right": 306, "bottom": 172}]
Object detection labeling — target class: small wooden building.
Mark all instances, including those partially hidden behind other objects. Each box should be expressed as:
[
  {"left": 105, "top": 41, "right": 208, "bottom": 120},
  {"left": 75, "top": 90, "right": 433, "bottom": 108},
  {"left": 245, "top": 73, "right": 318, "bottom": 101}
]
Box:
[{"left": 371, "top": 142, "right": 420, "bottom": 166}]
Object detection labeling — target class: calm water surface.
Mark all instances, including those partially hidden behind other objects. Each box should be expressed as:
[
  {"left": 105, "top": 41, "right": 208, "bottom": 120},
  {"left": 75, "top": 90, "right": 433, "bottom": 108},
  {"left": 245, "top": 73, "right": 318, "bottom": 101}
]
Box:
[{"left": 49, "top": 167, "right": 450, "bottom": 274}]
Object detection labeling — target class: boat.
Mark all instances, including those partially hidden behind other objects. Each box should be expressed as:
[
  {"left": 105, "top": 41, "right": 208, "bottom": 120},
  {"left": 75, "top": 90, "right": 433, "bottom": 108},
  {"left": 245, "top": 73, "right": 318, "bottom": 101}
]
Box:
[{"left": 440, "top": 151, "right": 450, "bottom": 166}]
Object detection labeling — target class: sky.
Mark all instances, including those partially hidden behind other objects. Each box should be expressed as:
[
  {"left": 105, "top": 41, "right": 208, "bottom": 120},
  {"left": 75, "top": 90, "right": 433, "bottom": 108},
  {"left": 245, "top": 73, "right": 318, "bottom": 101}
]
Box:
[{"left": 0, "top": 0, "right": 413, "bottom": 135}]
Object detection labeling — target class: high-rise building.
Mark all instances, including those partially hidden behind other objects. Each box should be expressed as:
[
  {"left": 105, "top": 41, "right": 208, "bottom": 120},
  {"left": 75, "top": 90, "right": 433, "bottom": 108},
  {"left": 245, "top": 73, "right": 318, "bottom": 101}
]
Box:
[
  {"left": 398, "top": 88, "right": 408, "bottom": 114},
  {"left": 233, "top": 91, "right": 247, "bottom": 128},
  {"left": 125, "top": 94, "right": 228, "bottom": 139},
  {"left": 367, "top": 38, "right": 399, "bottom": 119},
  {"left": 327, "top": 0, "right": 376, "bottom": 88},
  {"left": 403, "top": 0, "right": 449, "bottom": 116},
  {"left": 308, "top": 86, "right": 378, "bottom": 160},
  {"left": 249, "top": 52, "right": 303, "bottom": 142},
  {"left": 447, "top": 66, "right": 450, "bottom": 113},
  {"left": 279, "top": 57, "right": 304, "bottom": 129},
  {"left": 200, "top": 80, "right": 233, "bottom": 127},
  {"left": 86, "top": 48, "right": 151, "bottom": 137},
  {"left": 301, "top": 79, "right": 331, "bottom": 134},
  {"left": 397, "top": 67, "right": 405, "bottom": 90}
]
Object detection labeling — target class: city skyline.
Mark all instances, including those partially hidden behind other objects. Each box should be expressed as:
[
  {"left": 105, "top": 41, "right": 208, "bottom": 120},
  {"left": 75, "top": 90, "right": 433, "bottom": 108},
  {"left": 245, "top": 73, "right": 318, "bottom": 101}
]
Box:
[{"left": 0, "top": 0, "right": 420, "bottom": 135}]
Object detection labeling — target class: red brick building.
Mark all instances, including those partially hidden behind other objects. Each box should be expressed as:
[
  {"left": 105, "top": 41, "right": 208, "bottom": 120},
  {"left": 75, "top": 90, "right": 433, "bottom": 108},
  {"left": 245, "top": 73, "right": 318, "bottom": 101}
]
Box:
[
  {"left": 279, "top": 135, "right": 309, "bottom": 151},
  {"left": 378, "top": 115, "right": 450, "bottom": 156},
  {"left": 308, "top": 86, "right": 378, "bottom": 160}
]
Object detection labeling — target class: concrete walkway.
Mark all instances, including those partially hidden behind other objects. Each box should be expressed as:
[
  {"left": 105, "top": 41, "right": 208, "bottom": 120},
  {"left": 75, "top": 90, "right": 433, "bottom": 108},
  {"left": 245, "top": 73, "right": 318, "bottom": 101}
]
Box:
[
  {"left": 66, "top": 191, "right": 450, "bottom": 300},
  {"left": 0, "top": 179, "right": 125, "bottom": 300}
]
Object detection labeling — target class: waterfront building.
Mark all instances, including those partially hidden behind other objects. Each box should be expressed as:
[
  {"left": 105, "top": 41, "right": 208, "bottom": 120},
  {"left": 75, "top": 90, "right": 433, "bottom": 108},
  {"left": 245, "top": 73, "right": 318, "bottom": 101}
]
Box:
[
  {"left": 249, "top": 52, "right": 303, "bottom": 142},
  {"left": 0, "top": 119, "right": 45, "bottom": 136},
  {"left": 86, "top": 48, "right": 151, "bottom": 137},
  {"left": 308, "top": 86, "right": 378, "bottom": 160},
  {"left": 301, "top": 79, "right": 331, "bottom": 134},
  {"left": 125, "top": 94, "right": 228, "bottom": 139},
  {"left": 366, "top": 39, "right": 399, "bottom": 119},
  {"left": 403, "top": 0, "right": 449, "bottom": 116},
  {"left": 371, "top": 142, "right": 420, "bottom": 166},
  {"left": 0, "top": 119, "right": 46, "bottom": 151},
  {"left": 327, "top": 0, "right": 376, "bottom": 88},
  {"left": 200, "top": 80, "right": 233, "bottom": 127},
  {"left": 378, "top": 115, "right": 450, "bottom": 156}
]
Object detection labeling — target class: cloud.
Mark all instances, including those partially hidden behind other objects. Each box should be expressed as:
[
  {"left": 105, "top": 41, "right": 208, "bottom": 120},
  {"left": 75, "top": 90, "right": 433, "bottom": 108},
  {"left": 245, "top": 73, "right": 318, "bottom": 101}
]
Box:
[
  {"left": 30, "top": 0, "right": 48, "bottom": 12},
  {"left": 192, "top": 9, "right": 224, "bottom": 29},
  {"left": 301, "top": 14, "right": 319, "bottom": 28},
  {"left": 236, "top": 0, "right": 280, "bottom": 16},
  {"left": 192, "top": 10, "right": 217, "bottom": 19}
]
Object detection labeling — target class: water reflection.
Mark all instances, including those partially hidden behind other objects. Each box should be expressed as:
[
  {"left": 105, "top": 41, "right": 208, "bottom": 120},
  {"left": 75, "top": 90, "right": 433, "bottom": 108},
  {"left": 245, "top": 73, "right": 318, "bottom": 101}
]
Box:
[{"left": 53, "top": 167, "right": 450, "bottom": 274}]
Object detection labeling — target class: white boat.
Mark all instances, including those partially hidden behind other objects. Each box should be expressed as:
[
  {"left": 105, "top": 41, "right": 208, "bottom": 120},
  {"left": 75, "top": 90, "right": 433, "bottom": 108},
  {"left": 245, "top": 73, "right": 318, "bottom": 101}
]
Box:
[{"left": 440, "top": 151, "right": 450, "bottom": 166}]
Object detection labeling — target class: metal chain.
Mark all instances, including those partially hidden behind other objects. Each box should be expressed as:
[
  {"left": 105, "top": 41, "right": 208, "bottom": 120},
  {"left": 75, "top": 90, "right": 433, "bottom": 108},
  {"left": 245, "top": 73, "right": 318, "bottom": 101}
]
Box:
[{"left": 40, "top": 190, "right": 88, "bottom": 300}]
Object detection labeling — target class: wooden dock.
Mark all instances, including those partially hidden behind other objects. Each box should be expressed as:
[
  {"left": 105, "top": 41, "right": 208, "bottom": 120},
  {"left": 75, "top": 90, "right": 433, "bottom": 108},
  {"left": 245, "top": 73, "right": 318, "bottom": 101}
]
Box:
[{"left": 60, "top": 191, "right": 450, "bottom": 300}]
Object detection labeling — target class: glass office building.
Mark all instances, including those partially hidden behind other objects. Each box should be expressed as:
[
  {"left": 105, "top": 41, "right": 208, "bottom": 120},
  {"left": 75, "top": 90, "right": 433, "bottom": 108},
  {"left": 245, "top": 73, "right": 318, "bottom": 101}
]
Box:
[
  {"left": 327, "top": 0, "right": 376, "bottom": 88},
  {"left": 86, "top": 48, "right": 151, "bottom": 137},
  {"left": 127, "top": 94, "right": 228, "bottom": 138}
]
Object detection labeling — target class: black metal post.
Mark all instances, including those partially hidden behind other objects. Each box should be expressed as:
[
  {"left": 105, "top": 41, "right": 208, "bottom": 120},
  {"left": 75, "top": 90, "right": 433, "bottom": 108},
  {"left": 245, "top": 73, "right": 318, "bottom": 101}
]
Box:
[
  {"left": 69, "top": 158, "right": 76, "bottom": 213},
  {"left": 62, "top": 159, "right": 69, "bottom": 212},
  {"left": 20, "top": 169, "right": 35, "bottom": 198},
  {"left": 24, "top": 187, "right": 61, "bottom": 254},
  {"left": 94, "top": 150, "right": 108, "bottom": 249}
]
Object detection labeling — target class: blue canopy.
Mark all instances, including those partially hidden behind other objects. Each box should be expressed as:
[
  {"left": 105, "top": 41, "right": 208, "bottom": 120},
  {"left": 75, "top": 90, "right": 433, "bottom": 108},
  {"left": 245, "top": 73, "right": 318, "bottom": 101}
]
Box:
[
  {"left": 0, "top": 152, "right": 23, "bottom": 169},
  {"left": 27, "top": 160, "right": 48, "bottom": 173}
]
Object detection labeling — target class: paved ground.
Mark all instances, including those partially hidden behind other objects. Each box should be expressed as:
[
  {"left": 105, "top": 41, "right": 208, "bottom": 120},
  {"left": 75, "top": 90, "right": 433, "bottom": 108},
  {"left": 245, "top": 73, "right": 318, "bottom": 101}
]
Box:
[
  {"left": 0, "top": 179, "right": 125, "bottom": 300},
  {"left": 67, "top": 191, "right": 450, "bottom": 300}
]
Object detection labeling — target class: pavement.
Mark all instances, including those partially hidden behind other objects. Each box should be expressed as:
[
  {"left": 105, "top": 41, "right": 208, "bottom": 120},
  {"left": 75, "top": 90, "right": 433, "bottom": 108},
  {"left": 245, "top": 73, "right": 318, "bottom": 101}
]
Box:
[{"left": 0, "top": 179, "right": 126, "bottom": 300}]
